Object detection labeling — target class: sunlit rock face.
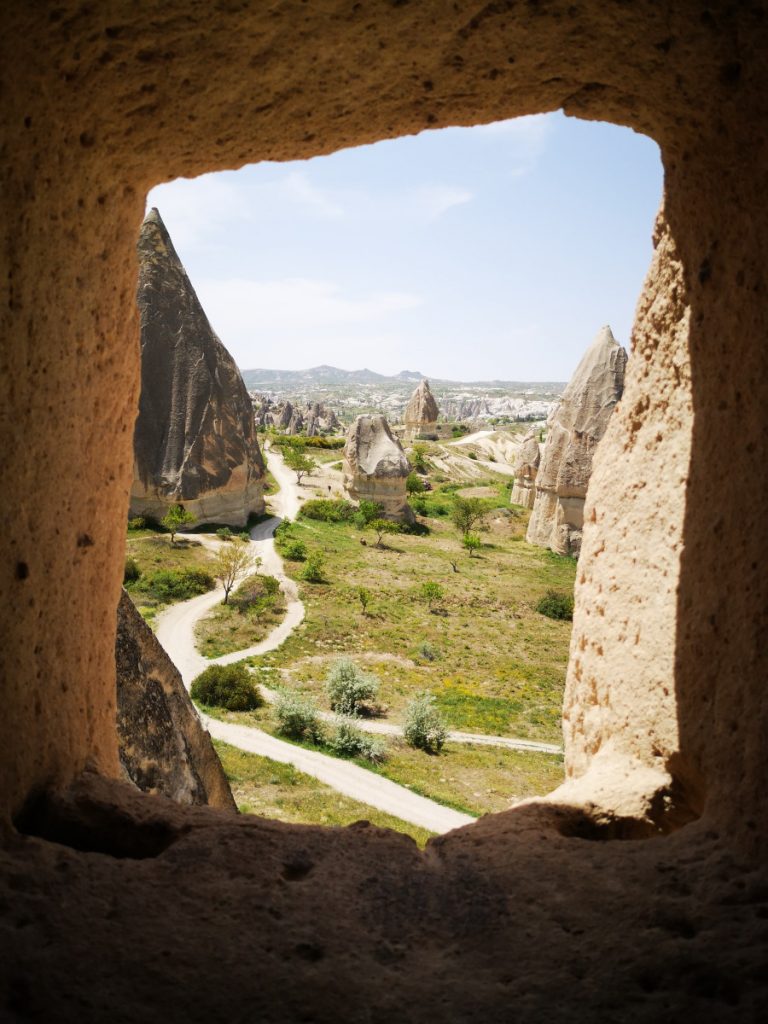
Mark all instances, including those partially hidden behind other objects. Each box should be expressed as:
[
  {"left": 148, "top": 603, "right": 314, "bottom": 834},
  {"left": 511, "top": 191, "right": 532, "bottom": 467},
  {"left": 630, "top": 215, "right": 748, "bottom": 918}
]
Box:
[
  {"left": 343, "top": 414, "right": 414, "bottom": 523},
  {"left": 526, "top": 326, "right": 627, "bottom": 556},
  {"left": 130, "top": 208, "right": 265, "bottom": 528},
  {"left": 510, "top": 429, "right": 541, "bottom": 509},
  {"left": 404, "top": 379, "right": 440, "bottom": 441},
  {"left": 115, "top": 591, "right": 236, "bottom": 811}
]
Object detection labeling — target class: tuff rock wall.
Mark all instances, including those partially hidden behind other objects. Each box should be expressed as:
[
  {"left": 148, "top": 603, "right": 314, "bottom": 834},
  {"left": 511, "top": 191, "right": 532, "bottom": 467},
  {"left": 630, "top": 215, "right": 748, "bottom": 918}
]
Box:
[{"left": 1, "top": 1, "right": 767, "bottom": 1018}]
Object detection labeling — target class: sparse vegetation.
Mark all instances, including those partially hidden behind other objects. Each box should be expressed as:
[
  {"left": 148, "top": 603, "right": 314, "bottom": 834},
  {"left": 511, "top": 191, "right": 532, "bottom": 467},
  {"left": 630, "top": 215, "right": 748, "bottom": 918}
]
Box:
[
  {"left": 462, "top": 532, "right": 482, "bottom": 557},
  {"left": 282, "top": 539, "right": 307, "bottom": 561},
  {"left": 161, "top": 503, "right": 195, "bottom": 544},
  {"left": 191, "top": 664, "right": 263, "bottom": 711},
  {"left": 367, "top": 518, "right": 402, "bottom": 548},
  {"left": 299, "top": 498, "right": 356, "bottom": 523},
  {"left": 327, "top": 718, "right": 386, "bottom": 764},
  {"left": 301, "top": 551, "right": 327, "bottom": 583},
  {"left": 420, "top": 581, "right": 444, "bottom": 611},
  {"left": 213, "top": 543, "right": 261, "bottom": 604},
  {"left": 123, "top": 557, "right": 141, "bottom": 583},
  {"left": 132, "top": 567, "right": 214, "bottom": 602},
  {"left": 275, "top": 690, "right": 324, "bottom": 742}
]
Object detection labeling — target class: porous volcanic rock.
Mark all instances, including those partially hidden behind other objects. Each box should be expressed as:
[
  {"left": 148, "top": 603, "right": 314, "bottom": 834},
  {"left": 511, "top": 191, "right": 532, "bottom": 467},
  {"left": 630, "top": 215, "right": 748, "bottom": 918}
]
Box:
[
  {"left": 510, "top": 429, "right": 541, "bottom": 509},
  {"left": 343, "top": 414, "right": 414, "bottom": 523},
  {"left": 130, "top": 208, "right": 265, "bottom": 528},
  {"left": 404, "top": 379, "right": 440, "bottom": 440},
  {"left": 254, "top": 398, "right": 341, "bottom": 436},
  {"left": 115, "top": 590, "right": 236, "bottom": 811},
  {"left": 527, "top": 326, "right": 627, "bottom": 556}
]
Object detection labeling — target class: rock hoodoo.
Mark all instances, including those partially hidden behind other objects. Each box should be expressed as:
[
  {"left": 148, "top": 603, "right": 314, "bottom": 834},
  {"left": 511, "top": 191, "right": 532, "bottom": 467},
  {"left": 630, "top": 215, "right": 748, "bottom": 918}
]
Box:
[
  {"left": 343, "top": 414, "right": 414, "bottom": 523},
  {"left": 404, "top": 379, "right": 440, "bottom": 440},
  {"left": 526, "top": 326, "right": 627, "bottom": 556},
  {"left": 115, "top": 591, "right": 236, "bottom": 811},
  {"left": 509, "top": 429, "right": 541, "bottom": 509},
  {"left": 130, "top": 208, "right": 265, "bottom": 528},
  {"left": 254, "top": 397, "right": 341, "bottom": 436}
]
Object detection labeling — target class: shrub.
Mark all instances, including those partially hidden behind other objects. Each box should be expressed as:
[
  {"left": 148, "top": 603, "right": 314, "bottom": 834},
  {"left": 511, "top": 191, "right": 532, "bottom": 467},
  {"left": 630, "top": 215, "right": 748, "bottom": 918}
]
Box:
[
  {"left": 275, "top": 690, "right": 324, "bottom": 742},
  {"left": 420, "top": 581, "right": 444, "bottom": 608},
  {"left": 123, "top": 557, "right": 141, "bottom": 583},
  {"left": 462, "top": 532, "right": 482, "bottom": 557},
  {"left": 299, "top": 498, "right": 356, "bottom": 522},
  {"left": 230, "top": 574, "right": 281, "bottom": 613},
  {"left": 403, "top": 692, "right": 448, "bottom": 753},
  {"left": 301, "top": 552, "right": 327, "bottom": 583},
  {"left": 190, "top": 664, "right": 263, "bottom": 711},
  {"left": 282, "top": 539, "right": 307, "bottom": 561},
  {"left": 134, "top": 567, "right": 215, "bottom": 601},
  {"left": 354, "top": 500, "right": 382, "bottom": 528},
  {"left": 325, "top": 658, "right": 379, "bottom": 716},
  {"left": 468, "top": 451, "right": 478, "bottom": 460},
  {"left": 216, "top": 526, "right": 233, "bottom": 541},
  {"left": 127, "top": 516, "right": 146, "bottom": 531},
  {"left": 238, "top": 531, "right": 251, "bottom": 542},
  {"left": 329, "top": 718, "right": 386, "bottom": 763},
  {"left": 418, "top": 641, "right": 440, "bottom": 662},
  {"left": 536, "top": 590, "right": 574, "bottom": 621},
  {"left": 406, "top": 472, "right": 426, "bottom": 495}
]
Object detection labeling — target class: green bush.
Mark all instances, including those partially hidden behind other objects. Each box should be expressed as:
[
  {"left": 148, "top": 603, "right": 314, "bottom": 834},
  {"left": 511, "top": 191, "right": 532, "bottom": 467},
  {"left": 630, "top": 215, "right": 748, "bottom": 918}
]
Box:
[
  {"left": 301, "top": 552, "right": 327, "bottom": 583},
  {"left": 230, "top": 574, "right": 281, "bottom": 613},
  {"left": 299, "top": 498, "right": 356, "bottom": 523},
  {"left": 403, "top": 692, "right": 448, "bottom": 753},
  {"left": 127, "top": 516, "right": 146, "bottom": 531},
  {"left": 275, "top": 691, "right": 324, "bottom": 742},
  {"left": 190, "top": 664, "right": 263, "bottom": 711},
  {"left": 283, "top": 540, "right": 307, "bottom": 561},
  {"left": 468, "top": 451, "right": 478, "bottom": 460},
  {"left": 134, "top": 567, "right": 215, "bottom": 601},
  {"left": 123, "top": 557, "right": 141, "bottom": 583},
  {"left": 329, "top": 718, "right": 386, "bottom": 763},
  {"left": 406, "top": 472, "right": 426, "bottom": 495},
  {"left": 216, "top": 526, "right": 233, "bottom": 541},
  {"left": 325, "top": 659, "right": 379, "bottom": 716},
  {"left": 417, "top": 641, "right": 440, "bottom": 662},
  {"left": 535, "top": 590, "right": 574, "bottom": 621}
]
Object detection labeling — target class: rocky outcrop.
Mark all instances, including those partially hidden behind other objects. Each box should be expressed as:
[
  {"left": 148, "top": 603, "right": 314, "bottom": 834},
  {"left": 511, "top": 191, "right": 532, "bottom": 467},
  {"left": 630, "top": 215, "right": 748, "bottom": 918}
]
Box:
[
  {"left": 510, "top": 429, "right": 541, "bottom": 509},
  {"left": 526, "top": 326, "right": 627, "bottom": 556},
  {"left": 254, "top": 397, "right": 341, "bottom": 436},
  {"left": 130, "top": 208, "right": 265, "bottom": 528},
  {"left": 404, "top": 379, "right": 440, "bottom": 440},
  {"left": 343, "top": 415, "right": 414, "bottom": 523},
  {"left": 116, "top": 590, "right": 236, "bottom": 811}
]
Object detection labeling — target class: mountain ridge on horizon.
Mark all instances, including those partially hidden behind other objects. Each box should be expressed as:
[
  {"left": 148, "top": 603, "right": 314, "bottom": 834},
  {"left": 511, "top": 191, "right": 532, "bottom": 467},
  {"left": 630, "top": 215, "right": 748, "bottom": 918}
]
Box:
[{"left": 240, "top": 364, "right": 566, "bottom": 389}]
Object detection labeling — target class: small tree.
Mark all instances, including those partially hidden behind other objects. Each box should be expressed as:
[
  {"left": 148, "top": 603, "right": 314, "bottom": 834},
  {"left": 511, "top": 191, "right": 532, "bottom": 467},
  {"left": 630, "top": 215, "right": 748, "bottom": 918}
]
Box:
[
  {"left": 406, "top": 472, "right": 426, "bottom": 495},
  {"left": 420, "top": 581, "right": 444, "bottom": 611},
  {"left": 451, "top": 496, "right": 488, "bottom": 536},
  {"left": 190, "top": 664, "right": 263, "bottom": 711},
  {"left": 325, "top": 658, "right": 379, "bottom": 716},
  {"left": 462, "top": 532, "right": 482, "bottom": 557},
  {"left": 403, "top": 692, "right": 448, "bottom": 753},
  {"left": 357, "top": 586, "right": 371, "bottom": 614},
  {"left": 355, "top": 499, "right": 382, "bottom": 528},
  {"left": 367, "top": 518, "right": 402, "bottom": 549},
  {"left": 284, "top": 446, "right": 316, "bottom": 484},
  {"left": 213, "top": 543, "right": 261, "bottom": 604},
  {"left": 301, "top": 551, "right": 326, "bottom": 583},
  {"left": 161, "top": 503, "right": 195, "bottom": 544},
  {"left": 410, "top": 443, "right": 428, "bottom": 473}
]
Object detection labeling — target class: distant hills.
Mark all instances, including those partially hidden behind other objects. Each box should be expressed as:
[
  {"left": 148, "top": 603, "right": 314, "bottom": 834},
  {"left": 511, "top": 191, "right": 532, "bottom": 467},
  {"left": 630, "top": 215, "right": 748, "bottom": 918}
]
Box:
[{"left": 241, "top": 364, "right": 562, "bottom": 390}]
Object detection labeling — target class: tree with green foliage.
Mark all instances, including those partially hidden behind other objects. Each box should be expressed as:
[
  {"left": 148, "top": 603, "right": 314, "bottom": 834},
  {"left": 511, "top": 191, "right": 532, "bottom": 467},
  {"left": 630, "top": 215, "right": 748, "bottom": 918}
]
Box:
[
  {"left": 403, "top": 692, "right": 448, "bottom": 753},
  {"left": 213, "top": 542, "right": 261, "bottom": 604},
  {"left": 420, "top": 581, "right": 444, "bottom": 610},
  {"left": 410, "top": 443, "right": 428, "bottom": 473},
  {"left": 451, "top": 496, "right": 488, "bottom": 536},
  {"left": 462, "top": 532, "right": 482, "bottom": 557},
  {"left": 161, "top": 503, "right": 195, "bottom": 544},
  {"left": 367, "top": 518, "right": 402, "bottom": 548},
  {"left": 284, "top": 445, "right": 316, "bottom": 484},
  {"left": 406, "top": 472, "right": 426, "bottom": 495},
  {"left": 355, "top": 499, "right": 382, "bottom": 527},
  {"left": 356, "top": 586, "right": 371, "bottom": 614},
  {"left": 301, "top": 551, "right": 326, "bottom": 583},
  {"left": 190, "top": 664, "right": 263, "bottom": 711},
  {"left": 325, "top": 658, "right": 379, "bottom": 716}
]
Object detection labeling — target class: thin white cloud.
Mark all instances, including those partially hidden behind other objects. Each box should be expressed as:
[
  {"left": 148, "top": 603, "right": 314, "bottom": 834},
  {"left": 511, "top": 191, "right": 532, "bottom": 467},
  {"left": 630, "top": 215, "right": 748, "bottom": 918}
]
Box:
[
  {"left": 415, "top": 184, "right": 473, "bottom": 220},
  {"left": 196, "top": 277, "right": 421, "bottom": 337}
]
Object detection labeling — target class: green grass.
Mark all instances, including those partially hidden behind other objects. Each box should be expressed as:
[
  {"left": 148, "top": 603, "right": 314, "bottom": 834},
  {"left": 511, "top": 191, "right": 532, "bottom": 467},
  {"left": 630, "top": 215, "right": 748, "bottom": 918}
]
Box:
[
  {"left": 214, "top": 739, "right": 434, "bottom": 846},
  {"left": 256, "top": 508, "right": 576, "bottom": 744},
  {"left": 124, "top": 534, "right": 216, "bottom": 623},
  {"left": 194, "top": 578, "right": 288, "bottom": 657}
]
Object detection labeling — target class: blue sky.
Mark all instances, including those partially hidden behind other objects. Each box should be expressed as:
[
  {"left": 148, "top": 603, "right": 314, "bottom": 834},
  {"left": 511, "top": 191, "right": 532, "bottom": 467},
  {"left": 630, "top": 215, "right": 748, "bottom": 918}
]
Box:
[{"left": 147, "top": 112, "right": 662, "bottom": 382}]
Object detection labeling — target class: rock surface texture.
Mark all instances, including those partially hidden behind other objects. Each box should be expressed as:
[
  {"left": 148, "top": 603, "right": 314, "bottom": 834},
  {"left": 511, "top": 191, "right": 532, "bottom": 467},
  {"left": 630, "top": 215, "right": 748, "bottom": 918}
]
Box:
[
  {"left": 526, "top": 327, "right": 627, "bottom": 556},
  {"left": 130, "top": 208, "right": 265, "bottom": 528},
  {"left": 343, "top": 415, "right": 414, "bottom": 523},
  {"left": 116, "top": 591, "right": 236, "bottom": 811},
  {"left": 404, "top": 379, "right": 440, "bottom": 440},
  {"left": 509, "top": 429, "right": 541, "bottom": 509},
  {"left": 2, "top": 0, "right": 768, "bottom": 1019}
]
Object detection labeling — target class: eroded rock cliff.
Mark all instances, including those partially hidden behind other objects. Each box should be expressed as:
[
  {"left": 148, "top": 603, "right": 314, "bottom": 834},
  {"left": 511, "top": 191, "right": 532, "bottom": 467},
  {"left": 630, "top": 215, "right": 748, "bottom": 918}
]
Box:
[
  {"left": 130, "top": 208, "right": 265, "bottom": 528},
  {"left": 343, "top": 414, "right": 414, "bottom": 523},
  {"left": 510, "top": 429, "right": 541, "bottom": 509},
  {"left": 526, "top": 326, "right": 627, "bottom": 556},
  {"left": 404, "top": 379, "right": 440, "bottom": 440},
  {"left": 116, "top": 590, "right": 236, "bottom": 811}
]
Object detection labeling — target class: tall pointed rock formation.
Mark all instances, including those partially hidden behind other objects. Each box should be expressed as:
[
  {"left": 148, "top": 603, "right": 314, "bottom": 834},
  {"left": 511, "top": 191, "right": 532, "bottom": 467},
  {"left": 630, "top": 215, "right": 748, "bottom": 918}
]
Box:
[
  {"left": 404, "top": 379, "right": 440, "bottom": 441},
  {"left": 526, "top": 326, "right": 628, "bottom": 556},
  {"left": 130, "top": 208, "right": 265, "bottom": 527},
  {"left": 343, "top": 414, "right": 414, "bottom": 523}
]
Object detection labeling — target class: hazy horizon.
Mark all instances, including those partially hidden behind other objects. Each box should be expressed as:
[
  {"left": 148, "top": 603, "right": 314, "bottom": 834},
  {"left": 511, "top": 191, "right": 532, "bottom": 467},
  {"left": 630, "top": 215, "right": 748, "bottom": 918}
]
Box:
[
  {"left": 148, "top": 112, "right": 662, "bottom": 381},
  {"left": 238, "top": 361, "right": 568, "bottom": 384}
]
